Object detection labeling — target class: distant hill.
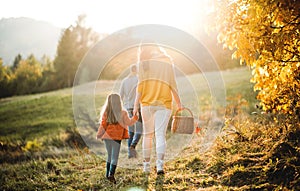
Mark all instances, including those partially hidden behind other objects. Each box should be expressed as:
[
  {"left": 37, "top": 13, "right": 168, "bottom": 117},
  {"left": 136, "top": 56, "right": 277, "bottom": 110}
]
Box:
[{"left": 0, "top": 17, "right": 62, "bottom": 65}]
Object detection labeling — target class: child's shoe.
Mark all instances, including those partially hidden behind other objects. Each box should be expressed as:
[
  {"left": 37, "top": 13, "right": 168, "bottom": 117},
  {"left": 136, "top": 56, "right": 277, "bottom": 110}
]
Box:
[{"left": 108, "top": 175, "right": 116, "bottom": 184}]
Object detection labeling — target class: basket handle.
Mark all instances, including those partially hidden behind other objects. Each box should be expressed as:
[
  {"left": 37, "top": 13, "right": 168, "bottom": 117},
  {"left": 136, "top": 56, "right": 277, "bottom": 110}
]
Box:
[{"left": 174, "top": 107, "right": 193, "bottom": 118}]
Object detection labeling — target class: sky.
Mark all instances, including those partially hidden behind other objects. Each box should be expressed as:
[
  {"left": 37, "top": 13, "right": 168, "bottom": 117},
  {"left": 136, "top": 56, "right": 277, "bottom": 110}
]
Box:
[{"left": 0, "top": 0, "right": 211, "bottom": 33}]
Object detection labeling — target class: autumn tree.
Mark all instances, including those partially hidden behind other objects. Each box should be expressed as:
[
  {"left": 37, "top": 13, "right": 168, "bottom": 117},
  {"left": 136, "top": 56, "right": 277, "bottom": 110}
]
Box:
[
  {"left": 53, "top": 15, "right": 100, "bottom": 89},
  {"left": 212, "top": 0, "right": 300, "bottom": 119},
  {"left": 12, "top": 54, "right": 22, "bottom": 71},
  {"left": 0, "top": 58, "right": 13, "bottom": 97},
  {"left": 39, "top": 55, "right": 56, "bottom": 92},
  {"left": 13, "top": 54, "right": 43, "bottom": 95}
]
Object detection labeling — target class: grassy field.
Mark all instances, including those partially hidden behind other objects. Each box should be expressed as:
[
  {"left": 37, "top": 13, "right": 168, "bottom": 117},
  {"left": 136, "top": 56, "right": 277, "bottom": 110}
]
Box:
[{"left": 1, "top": 67, "right": 299, "bottom": 190}]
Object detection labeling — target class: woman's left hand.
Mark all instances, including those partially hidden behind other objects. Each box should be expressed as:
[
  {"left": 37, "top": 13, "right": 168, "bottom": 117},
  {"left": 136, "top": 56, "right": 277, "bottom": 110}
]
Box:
[
  {"left": 133, "top": 106, "right": 138, "bottom": 116},
  {"left": 133, "top": 92, "right": 141, "bottom": 116}
]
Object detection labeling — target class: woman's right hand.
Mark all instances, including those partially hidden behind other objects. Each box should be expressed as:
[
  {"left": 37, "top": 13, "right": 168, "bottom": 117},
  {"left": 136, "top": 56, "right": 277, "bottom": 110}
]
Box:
[{"left": 177, "top": 102, "right": 184, "bottom": 110}]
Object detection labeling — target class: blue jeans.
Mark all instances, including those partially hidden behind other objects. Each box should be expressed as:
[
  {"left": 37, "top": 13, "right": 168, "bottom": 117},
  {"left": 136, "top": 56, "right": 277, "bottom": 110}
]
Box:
[
  {"left": 127, "top": 109, "right": 143, "bottom": 153},
  {"left": 104, "top": 140, "right": 121, "bottom": 177}
]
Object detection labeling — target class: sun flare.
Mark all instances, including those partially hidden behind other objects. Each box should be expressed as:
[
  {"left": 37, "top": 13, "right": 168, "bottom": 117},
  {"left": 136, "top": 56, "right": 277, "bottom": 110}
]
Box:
[
  {"left": 84, "top": 0, "right": 210, "bottom": 33},
  {"left": 1, "top": 0, "right": 211, "bottom": 34}
]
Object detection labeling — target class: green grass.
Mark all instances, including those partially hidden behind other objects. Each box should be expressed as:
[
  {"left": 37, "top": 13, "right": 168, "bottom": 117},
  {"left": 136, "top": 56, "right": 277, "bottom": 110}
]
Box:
[
  {"left": 3, "top": 67, "right": 299, "bottom": 190},
  {"left": 0, "top": 95, "right": 73, "bottom": 141},
  {"left": 0, "top": 67, "right": 253, "bottom": 145}
]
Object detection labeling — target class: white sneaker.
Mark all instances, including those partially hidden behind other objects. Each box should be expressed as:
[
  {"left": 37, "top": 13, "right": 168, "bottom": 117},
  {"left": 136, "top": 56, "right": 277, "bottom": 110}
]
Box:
[
  {"left": 156, "top": 159, "right": 164, "bottom": 173},
  {"left": 143, "top": 162, "right": 150, "bottom": 173}
]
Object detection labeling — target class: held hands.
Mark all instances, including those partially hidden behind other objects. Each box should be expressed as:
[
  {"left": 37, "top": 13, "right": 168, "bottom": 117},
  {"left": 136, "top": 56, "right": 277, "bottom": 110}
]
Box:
[
  {"left": 133, "top": 105, "right": 139, "bottom": 117},
  {"left": 133, "top": 105, "right": 139, "bottom": 121},
  {"left": 133, "top": 92, "right": 141, "bottom": 117},
  {"left": 133, "top": 114, "right": 139, "bottom": 121}
]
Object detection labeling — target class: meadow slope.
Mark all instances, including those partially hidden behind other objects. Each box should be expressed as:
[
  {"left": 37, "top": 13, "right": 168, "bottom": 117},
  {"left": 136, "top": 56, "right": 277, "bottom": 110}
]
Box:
[{"left": 1, "top": 67, "right": 299, "bottom": 190}]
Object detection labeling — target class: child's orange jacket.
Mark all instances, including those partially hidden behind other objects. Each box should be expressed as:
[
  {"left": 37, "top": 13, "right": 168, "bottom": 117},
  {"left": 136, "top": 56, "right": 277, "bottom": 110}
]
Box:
[{"left": 96, "top": 110, "right": 138, "bottom": 140}]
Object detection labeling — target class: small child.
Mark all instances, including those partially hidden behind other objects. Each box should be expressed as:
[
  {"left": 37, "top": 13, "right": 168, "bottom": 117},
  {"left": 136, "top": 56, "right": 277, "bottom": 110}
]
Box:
[{"left": 96, "top": 93, "right": 138, "bottom": 184}]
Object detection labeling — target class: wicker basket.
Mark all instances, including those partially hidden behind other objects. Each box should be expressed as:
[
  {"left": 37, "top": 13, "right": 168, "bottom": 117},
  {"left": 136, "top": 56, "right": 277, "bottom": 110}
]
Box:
[{"left": 171, "top": 108, "right": 194, "bottom": 134}]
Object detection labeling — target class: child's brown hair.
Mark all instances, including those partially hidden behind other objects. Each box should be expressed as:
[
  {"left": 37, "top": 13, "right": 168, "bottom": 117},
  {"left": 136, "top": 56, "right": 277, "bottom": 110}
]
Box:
[{"left": 101, "top": 93, "right": 123, "bottom": 124}]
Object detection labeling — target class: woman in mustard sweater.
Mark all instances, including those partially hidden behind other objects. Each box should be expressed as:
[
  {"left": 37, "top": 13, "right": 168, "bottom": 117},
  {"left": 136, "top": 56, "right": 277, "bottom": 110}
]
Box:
[{"left": 133, "top": 44, "right": 182, "bottom": 175}]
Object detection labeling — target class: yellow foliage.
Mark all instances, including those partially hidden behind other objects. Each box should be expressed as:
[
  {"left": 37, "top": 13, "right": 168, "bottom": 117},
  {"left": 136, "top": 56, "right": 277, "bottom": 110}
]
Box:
[{"left": 212, "top": 0, "right": 300, "bottom": 118}]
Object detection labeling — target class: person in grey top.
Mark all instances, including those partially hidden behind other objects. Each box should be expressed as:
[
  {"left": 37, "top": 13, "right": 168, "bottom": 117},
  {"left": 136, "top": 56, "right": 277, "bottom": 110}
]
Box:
[{"left": 120, "top": 64, "right": 143, "bottom": 158}]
